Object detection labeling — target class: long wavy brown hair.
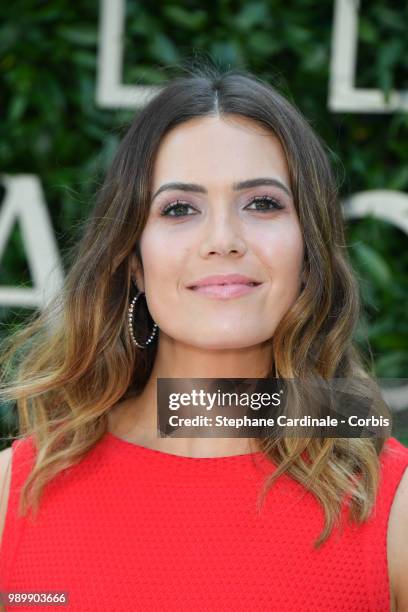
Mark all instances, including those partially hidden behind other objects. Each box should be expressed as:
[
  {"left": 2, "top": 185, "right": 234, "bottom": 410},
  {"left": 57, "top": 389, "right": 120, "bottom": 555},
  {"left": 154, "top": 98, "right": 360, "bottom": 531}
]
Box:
[{"left": 0, "top": 64, "right": 392, "bottom": 548}]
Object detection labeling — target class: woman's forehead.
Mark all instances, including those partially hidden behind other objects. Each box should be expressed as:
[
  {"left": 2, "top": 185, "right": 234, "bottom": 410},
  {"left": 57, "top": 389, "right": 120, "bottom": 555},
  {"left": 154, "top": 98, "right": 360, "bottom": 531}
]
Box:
[{"left": 152, "top": 115, "right": 290, "bottom": 191}]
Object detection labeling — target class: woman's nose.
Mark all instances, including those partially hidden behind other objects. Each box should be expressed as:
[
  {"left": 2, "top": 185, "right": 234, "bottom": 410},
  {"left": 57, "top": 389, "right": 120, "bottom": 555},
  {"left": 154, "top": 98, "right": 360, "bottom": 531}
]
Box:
[{"left": 198, "top": 211, "right": 247, "bottom": 258}]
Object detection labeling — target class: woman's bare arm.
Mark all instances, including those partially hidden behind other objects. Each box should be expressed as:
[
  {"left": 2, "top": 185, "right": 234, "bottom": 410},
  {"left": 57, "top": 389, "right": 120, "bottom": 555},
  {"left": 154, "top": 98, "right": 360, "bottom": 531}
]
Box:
[{"left": 388, "top": 466, "right": 408, "bottom": 612}]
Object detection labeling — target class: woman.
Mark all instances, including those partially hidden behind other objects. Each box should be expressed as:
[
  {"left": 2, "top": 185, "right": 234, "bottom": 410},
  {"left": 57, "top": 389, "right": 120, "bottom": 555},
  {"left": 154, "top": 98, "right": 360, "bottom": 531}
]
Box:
[{"left": 0, "top": 66, "right": 407, "bottom": 611}]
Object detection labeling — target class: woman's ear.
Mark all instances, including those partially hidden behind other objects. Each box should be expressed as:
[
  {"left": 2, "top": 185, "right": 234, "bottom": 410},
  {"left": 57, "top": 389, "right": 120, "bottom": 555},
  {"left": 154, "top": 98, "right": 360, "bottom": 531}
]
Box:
[{"left": 130, "top": 250, "right": 145, "bottom": 293}]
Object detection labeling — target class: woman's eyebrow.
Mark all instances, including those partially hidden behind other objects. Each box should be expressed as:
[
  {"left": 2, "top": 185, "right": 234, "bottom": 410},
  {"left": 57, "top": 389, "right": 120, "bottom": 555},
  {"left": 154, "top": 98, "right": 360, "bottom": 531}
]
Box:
[{"left": 151, "top": 177, "right": 293, "bottom": 201}]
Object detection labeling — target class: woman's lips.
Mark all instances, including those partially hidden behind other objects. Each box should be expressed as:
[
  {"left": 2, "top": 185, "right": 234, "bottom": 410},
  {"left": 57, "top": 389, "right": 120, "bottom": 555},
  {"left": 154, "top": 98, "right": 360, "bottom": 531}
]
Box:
[{"left": 188, "top": 283, "right": 263, "bottom": 299}]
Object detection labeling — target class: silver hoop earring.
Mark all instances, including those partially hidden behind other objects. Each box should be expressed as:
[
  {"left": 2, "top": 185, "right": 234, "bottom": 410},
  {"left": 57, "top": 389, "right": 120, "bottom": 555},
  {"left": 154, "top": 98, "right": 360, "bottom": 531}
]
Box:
[{"left": 127, "top": 291, "right": 158, "bottom": 349}]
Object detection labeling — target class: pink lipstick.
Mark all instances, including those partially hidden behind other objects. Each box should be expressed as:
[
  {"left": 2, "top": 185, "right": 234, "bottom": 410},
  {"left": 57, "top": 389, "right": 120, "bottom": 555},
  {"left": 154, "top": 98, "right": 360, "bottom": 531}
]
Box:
[{"left": 186, "top": 273, "right": 263, "bottom": 300}]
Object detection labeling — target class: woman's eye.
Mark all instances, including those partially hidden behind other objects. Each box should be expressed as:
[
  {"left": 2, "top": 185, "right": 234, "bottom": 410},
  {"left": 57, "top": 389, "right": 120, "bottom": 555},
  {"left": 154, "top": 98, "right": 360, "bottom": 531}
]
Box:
[
  {"left": 160, "top": 195, "right": 284, "bottom": 217},
  {"left": 245, "top": 196, "right": 284, "bottom": 212},
  {"left": 160, "top": 200, "right": 197, "bottom": 217}
]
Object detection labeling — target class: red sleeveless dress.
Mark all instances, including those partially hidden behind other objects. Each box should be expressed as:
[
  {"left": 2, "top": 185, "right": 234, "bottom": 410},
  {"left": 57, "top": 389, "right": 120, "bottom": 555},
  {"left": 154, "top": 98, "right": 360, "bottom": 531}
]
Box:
[{"left": 1, "top": 432, "right": 407, "bottom": 611}]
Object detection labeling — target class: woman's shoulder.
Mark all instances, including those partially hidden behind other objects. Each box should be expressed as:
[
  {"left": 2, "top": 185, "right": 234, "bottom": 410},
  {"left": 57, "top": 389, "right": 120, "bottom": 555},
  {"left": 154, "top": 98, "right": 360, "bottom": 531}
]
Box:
[
  {"left": 377, "top": 436, "right": 408, "bottom": 506},
  {"left": 371, "top": 436, "right": 408, "bottom": 518}
]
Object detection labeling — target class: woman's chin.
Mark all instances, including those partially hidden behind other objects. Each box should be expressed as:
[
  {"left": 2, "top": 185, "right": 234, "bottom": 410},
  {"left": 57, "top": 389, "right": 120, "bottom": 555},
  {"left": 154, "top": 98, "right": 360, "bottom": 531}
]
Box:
[{"left": 185, "top": 335, "right": 267, "bottom": 351}]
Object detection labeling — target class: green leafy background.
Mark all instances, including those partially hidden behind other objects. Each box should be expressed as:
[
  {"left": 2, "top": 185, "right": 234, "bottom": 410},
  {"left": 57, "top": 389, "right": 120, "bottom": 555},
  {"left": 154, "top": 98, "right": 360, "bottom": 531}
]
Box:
[{"left": 0, "top": 1, "right": 407, "bottom": 446}]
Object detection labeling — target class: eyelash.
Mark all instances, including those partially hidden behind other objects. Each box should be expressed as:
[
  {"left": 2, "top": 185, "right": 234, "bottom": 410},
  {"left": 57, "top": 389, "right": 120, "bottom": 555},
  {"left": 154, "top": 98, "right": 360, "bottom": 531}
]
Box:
[{"left": 160, "top": 195, "right": 284, "bottom": 217}]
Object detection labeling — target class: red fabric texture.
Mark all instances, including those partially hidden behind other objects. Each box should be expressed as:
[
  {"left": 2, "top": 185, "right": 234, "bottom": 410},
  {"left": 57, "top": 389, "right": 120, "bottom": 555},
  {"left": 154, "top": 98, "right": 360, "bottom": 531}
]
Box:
[{"left": 1, "top": 432, "right": 407, "bottom": 611}]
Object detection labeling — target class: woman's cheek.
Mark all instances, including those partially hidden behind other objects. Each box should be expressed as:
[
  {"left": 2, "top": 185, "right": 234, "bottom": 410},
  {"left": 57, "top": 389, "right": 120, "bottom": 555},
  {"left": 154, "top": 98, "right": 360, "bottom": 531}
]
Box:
[{"left": 251, "top": 223, "right": 303, "bottom": 266}]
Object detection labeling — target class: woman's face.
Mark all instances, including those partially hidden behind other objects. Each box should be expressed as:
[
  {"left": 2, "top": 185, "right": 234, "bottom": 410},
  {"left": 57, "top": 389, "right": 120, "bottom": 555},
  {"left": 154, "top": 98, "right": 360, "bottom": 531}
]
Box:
[{"left": 131, "top": 114, "right": 305, "bottom": 350}]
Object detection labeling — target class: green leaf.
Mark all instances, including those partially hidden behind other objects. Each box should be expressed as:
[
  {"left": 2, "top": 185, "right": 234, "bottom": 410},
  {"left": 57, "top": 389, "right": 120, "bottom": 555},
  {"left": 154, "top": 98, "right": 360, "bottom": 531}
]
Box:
[
  {"left": 247, "top": 32, "right": 281, "bottom": 56},
  {"left": 148, "top": 32, "right": 180, "bottom": 64},
  {"left": 353, "top": 243, "right": 392, "bottom": 288},
  {"left": 57, "top": 26, "right": 98, "bottom": 47},
  {"left": 8, "top": 95, "right": 27, "bottom": 122},
  {"left": 210, "top": 41, "right": 242, "bottom": 65},
  {"left": 126, "top": 65, "right": 167, "bottom": 85},
  {"left": 375, "top": 334, "right": 408, "bottom": 351},
  {"left": 235, "top": 3, "right": 270, "bottom": 30},
  {"left": 72, "top": 50, "right": 97, "bottom": 69},
  {"left": 359, "top": 18, "right": 377, "bottom": 44},
  {"left": 163, "top": 6, "right": 207, "bottom": 30},
  {"left": 375, "top": 352, "right": 408, "bottom": 377},
  {"left": 389, "top": 166, "right": 408, "bottom": 191}
]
